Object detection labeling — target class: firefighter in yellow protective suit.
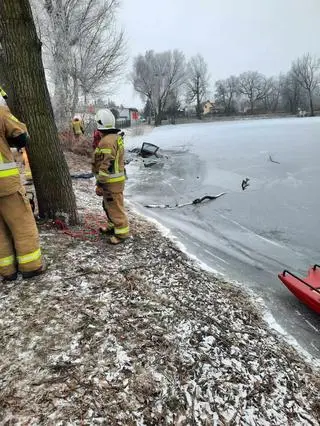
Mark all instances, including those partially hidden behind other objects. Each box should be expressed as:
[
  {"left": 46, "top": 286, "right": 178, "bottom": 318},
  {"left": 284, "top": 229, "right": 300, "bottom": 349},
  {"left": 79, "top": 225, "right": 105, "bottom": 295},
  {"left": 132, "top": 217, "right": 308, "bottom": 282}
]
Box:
[
  {"left": 72, "top": 117, "right": 84, "bottom": 140},
  {"left": 0, "top": 106, "right": 45, "bottom": 281},
  {"left": 92, "top": 109, "right": 129, "bottom": 245},
  {"left": 0, "top": 87, "right": 32, "bottom": 183}
]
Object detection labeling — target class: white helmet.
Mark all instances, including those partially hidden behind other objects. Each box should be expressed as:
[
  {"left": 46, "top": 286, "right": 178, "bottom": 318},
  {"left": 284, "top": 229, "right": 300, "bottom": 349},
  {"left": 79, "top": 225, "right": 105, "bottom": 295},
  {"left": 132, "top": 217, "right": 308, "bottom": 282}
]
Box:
[{"left": 95, "top": 109, "right": 115, "bottom": 130}]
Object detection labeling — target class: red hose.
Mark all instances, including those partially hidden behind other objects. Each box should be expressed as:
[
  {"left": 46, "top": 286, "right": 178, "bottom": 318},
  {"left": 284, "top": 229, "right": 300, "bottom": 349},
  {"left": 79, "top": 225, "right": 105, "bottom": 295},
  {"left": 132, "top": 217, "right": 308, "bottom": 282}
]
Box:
[{"left": 53, "top": 213, "right": 107, "bottom": 242}]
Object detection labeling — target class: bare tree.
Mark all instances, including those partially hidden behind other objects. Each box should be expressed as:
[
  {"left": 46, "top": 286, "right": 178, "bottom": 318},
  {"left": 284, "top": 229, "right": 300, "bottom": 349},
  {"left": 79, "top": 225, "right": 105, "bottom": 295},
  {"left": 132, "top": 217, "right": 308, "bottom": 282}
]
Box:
[
  {"left": 143, "top": 99, "right": 153, "bottom": 124},
  {"left": 132, "top": 50, "right": 185, "bottom": 126},
  {"left": 0, "top": 0, "right": 78, "bottom": 223},
  {"left": 291, "top": 53, "right": 320, "bottom": 116},
  {"left": 263, "top": 77, "right": 282, "bottom": 113},
  {"left": 281, "top": 71, "right": 307, "bottom": 114},
  {"left": 76, "top": 14, "right": 126, "bottom": 107},
  {"left": 165, "top": 89, "right": 181, "bottom": 124},
  {"left": 32, "top": 0, "right": 125, "bottom": 128},
  {"left": 215, "top": 76, "right": 238, "bottom": 114},
  {"left": 185, "top": 54, "right": 210, "bottom": 119},
  {"left": 238, "top": 71, "right": 269, "bottom": 114}
]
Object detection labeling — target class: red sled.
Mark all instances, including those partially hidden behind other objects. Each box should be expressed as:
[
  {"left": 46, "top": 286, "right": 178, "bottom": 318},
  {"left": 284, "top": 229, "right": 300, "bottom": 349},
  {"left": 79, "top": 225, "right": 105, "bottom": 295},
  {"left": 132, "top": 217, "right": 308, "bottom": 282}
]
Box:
[{"left": 278, "top": 265, "right": 320, "bottom": 314}]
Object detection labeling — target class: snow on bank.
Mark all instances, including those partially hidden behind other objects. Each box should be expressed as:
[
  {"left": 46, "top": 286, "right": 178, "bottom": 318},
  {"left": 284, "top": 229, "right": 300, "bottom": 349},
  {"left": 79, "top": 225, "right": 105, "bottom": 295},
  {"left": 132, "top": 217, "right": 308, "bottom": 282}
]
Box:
[
  {"left": 0, "top": 153, "right": 319, "bottom": 425},
  {"left": 130, "top": 202, "right": 320, "bottom": 369}
]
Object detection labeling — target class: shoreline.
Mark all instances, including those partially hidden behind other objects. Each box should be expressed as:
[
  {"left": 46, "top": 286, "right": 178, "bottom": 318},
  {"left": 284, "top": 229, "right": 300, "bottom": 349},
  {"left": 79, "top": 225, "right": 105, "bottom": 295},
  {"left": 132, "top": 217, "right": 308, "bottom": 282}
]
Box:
[
  {"left": 0, "top": 152, "right": 319, "bottom": 424},
  {"left": 135, "top": 112, "right": 313, "bottom": 130},
  {"left": 130, "top": 201, "right": 320, "bottom": 368}
]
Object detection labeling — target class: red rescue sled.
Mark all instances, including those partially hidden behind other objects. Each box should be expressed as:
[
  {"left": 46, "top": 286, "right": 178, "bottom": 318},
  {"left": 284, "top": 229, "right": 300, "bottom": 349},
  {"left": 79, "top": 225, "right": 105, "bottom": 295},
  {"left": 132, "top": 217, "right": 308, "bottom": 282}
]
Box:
[{"left": 278, "top": 264, "right": 320, "bottom": 314}]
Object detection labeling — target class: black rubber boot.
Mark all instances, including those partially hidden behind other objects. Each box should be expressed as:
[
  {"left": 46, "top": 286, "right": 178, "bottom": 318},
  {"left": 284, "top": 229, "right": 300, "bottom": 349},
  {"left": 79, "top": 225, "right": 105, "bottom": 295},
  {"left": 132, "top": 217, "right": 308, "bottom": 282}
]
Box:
[
  {"left": 99, "top": 226, "right": 114, "bottom": 235},
  {"left": 22, "top": 262, "right": 47, "bottom": 279},
  {"left": 2, "top": 272, "right": 18, "bottom": 282}
]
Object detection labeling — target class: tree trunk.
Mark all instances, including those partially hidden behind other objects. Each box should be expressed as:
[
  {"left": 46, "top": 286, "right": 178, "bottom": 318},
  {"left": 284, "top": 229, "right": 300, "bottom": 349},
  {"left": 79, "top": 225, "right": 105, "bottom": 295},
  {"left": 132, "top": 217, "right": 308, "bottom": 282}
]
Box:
[
  {"left": 308, "top": 90, "right": 314, "bottom": 116},
  {"left": 154, "top": 113, "right": 162, "bottom": 126},
  {"left": 155, "top": 101, "right": 162, "bottom": 126},
  {"left": 196, "top": 97, "right": 201, "bottom": 119},
  {"left": 196, "top": 79, "right": 201, "bottom": 120},
  {"left": 52, "top": 65, "right": 70, "bottom": 130},
  {"left": 0, "top": 0, "right": 78, "bottom": 224},
  {"left": 71, "top": 73, "right": 79, "bottom": 119}
]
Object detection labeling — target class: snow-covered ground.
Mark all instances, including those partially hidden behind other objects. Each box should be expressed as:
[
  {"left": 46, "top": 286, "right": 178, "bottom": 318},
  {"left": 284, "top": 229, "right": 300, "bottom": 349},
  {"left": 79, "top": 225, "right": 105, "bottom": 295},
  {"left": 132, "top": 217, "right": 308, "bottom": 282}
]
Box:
[
  {"left": 124, "top": 118, "right": 320, "bottom": 358},
  {"left": 0, "top": 152, "right": 319, "bottom": 424}
]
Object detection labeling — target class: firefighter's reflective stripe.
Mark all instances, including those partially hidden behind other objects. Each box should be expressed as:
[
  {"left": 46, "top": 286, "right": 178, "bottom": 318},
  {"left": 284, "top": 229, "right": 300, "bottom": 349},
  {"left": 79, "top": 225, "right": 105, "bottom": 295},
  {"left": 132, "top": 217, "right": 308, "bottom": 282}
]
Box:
[
  {"left": 9, "top": 114, "right": 20, "bottom": 123},
  {"left": 107, "top": 175, "right": 126, "bottom": 183},
  {"left": 0, "top": 154, "right": 19, "bottom": 177},
  {"left": 95, "top": 147, "right": 112, "bottom": 155},
  {"left": 98, "top": 170, "right": 125, "bottom": 183},
  {"left": 114, "top": 226, "right": 129, "bottom": 235},
  {"left": 114, "top": 136, "right": 123, "bottom": 174},
  {"left": 115, "top": 150, "right": 120, "bottom": 173},
  {"left": 117, "top": 136, "right": 124, "bottom": 149},
  {"left": 99, "top": 171, "right": 124, "bottom": 178},
  {"left": 17, "top": 248, "right": 41, "bottom": 265},
  {"left": 0, "top": 167, "right": 20, "bottom": 178},
  {"left": 0, "top": 255, "right": 15, "bottom": 267},
  {"left": 0, "top": 162, "right": 17, "bottom": 170},
  {"left": 0, "top": 87, "right": 7, "bottom": 98}
]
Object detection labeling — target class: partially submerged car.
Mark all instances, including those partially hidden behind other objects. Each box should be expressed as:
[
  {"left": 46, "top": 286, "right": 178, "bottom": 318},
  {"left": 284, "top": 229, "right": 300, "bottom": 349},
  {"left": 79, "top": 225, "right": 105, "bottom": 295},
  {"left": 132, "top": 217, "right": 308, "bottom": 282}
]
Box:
[{"left": 126, "top": 142, "right": 165, "bottom": 168}]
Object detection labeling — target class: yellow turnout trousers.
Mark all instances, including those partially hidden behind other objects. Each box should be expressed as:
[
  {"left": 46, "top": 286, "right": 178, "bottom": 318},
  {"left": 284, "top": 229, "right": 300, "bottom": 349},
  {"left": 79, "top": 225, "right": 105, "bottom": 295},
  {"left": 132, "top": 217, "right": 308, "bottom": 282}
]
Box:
[
  {"left": 103, "top": 189, "right": 129, "bottom": 238},
  {"left": 0, "top": 187, "right": 42, "bottom": 277}
]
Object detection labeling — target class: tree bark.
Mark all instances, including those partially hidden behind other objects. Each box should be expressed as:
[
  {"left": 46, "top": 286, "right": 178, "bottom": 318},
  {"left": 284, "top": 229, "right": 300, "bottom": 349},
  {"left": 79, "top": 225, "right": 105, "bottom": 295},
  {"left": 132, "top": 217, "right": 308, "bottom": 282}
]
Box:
[
  {"left": 71, "top": 73, "right": 79, "bottom": 119},
  {"left": 250, "top": 100, "right": 254, "bottom": 114},
  {"left": 196, "top": 78, "right": 201, "bottom": 120},
  {"left": 0, "top": 0, "right": 78, "bottom": 224},
  {"left": 154, "top": 113, "right": 162, "bottom": 126},
  {"left": 154, "top": 100, "right": 162, "bottom": 126},
  {"left": 308, "top": 90, "right": 314, "bottom": 116}
]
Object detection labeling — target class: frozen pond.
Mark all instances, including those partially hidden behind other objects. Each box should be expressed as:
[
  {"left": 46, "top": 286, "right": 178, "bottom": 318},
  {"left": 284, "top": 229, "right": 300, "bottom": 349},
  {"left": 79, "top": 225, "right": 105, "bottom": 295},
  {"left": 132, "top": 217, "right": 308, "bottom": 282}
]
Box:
[{"left": 126, "top": 117, "right": 320, "bottom": 358}]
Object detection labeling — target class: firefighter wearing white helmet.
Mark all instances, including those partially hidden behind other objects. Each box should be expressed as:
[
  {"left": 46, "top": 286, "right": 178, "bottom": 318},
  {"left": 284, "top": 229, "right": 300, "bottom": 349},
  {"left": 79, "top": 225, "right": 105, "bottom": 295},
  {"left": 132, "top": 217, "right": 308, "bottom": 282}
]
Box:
[{"left": 92, "top": 108, "right": 129, "bottom": 244}]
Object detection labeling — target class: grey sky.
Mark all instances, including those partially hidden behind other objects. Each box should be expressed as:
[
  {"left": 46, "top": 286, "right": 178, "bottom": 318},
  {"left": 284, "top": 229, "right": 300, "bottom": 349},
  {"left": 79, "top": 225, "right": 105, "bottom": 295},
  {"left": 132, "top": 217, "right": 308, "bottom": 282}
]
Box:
[{"left": 113, "top": 0, "right": 320, "bottom": 109}]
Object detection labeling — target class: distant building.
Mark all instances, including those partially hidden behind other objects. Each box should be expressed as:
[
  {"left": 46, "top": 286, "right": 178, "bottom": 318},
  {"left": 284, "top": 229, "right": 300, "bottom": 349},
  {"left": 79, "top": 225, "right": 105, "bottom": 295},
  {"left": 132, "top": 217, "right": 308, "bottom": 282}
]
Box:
[
  {"left": 119, "top": 107, "right": 140, "bottom": 124},
  {"left": 203, "top": 100, "right": 215, "bottom": 115}
]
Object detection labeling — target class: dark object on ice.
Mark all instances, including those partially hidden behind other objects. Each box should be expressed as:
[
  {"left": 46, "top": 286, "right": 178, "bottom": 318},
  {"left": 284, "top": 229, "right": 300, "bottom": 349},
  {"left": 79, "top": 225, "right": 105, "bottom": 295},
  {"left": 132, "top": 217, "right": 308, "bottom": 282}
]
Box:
[
  {"left": 140, "top": 142, "right": 160, "bottom": 158},
  {"left": 192, "top": 195, "right": 224, "bottom": 204},
  {"left": 128, "top": 143, "right": 160, "bottom": 158},
  {"left": 70, "top": 172, "right": 94, "bottom": 179},
  {"left": 128, "top": 142, "right": 162, "bottom": 167},
  {"left": 278, "top": 265, "right": 320, "bottom": 314},
  {"left": 144, "top": 192, "right": 226, "bottom": 209},
  {"left": 129, "top": 147, "right": 141, "bottom": 154},
  {"left": 241, "top": 178, "right": 250, "bottom": 191},
  {"left": 143, "top": 161, "right": 158, "bottom": 168},
  {"left": 128, "top": 142, "right": 162, "bottom": 158},
  {"left": 269, "top": 155, "right": 280, "bottom": 164}
]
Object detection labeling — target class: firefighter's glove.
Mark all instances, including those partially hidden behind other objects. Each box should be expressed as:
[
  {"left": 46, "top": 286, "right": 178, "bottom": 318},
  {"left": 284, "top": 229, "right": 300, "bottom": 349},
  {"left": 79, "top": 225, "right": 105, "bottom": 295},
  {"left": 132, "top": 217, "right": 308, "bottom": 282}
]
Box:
[{"left": 95, "top": 186, "right": 104, "bottom": 197}]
